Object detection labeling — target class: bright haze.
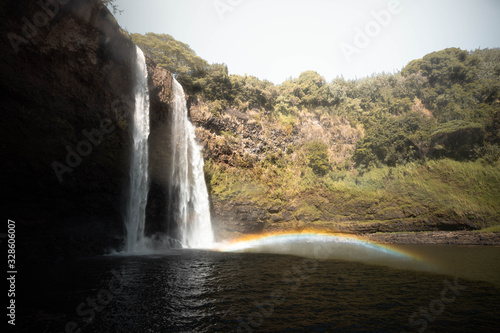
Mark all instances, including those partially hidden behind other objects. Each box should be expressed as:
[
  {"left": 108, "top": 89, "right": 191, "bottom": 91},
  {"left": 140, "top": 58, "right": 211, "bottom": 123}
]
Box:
[{"left": 114, "top": 0, "right": 500, "bottom": 84}]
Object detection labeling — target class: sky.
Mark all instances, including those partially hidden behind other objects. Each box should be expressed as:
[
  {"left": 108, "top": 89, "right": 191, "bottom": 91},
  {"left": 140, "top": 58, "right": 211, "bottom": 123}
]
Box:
[{"left": 113, "top": 0, "right": 500, "bottom": 84}]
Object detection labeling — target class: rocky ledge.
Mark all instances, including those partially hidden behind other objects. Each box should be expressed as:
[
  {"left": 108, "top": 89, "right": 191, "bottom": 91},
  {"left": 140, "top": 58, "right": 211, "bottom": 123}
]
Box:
[{"left": 365, "top": 231, "right": 500, "bottom": 246}]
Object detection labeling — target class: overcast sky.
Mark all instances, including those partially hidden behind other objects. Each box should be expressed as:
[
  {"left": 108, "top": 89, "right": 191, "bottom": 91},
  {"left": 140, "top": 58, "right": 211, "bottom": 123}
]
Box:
[{"left": 113, "top": 0, "right": 500, "bottom": 84}]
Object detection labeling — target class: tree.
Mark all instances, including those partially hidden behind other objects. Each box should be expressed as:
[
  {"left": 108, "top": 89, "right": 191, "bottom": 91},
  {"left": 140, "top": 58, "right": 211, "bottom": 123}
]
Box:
[
  {"left": 429, "top": 121, "right": 485, "bottom": 160},
  {"left": 198, "top": 64, "right": 232, "bottom": 101},
  {"left": 102, "top": 0, "right": 122, "bottom": 15},
  {"left": 295, "top": 71, "right": 328, "bottom": 107},
  {"left": 353, "top": 112, "right": 433, "bottom": 168},
  {"left": 229, "top": 75, "right": 277, "bottom": 110},
  {"left": 130, "top": 33, "right": 209, "bottom": 94},
  {"left": 307, "top": 141, "right": 331, "bottom": 176}
]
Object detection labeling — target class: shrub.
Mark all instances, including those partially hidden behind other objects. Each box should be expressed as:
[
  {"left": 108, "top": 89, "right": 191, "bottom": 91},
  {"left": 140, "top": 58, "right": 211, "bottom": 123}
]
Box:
[{"left": 307, "top": 141, "right": 331, "bottom": 176}]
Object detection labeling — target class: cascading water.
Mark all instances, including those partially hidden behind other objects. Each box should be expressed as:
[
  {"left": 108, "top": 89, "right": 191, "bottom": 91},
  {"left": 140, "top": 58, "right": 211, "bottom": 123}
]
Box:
[
  {"left": 168, "top": 78, "right": 214, "bottom": 248},
  {"left": 124, "top": 46, "right": 150, "bottom": 252}
]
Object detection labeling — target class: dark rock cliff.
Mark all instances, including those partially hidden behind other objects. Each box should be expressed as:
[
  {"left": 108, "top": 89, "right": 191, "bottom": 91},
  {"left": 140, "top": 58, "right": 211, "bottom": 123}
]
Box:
[
  {"left": 1, "top": 0, "right": 172, "bottom": 262},
  {"left": 145, "top": 57, "right": 174, "bottom": 237}
]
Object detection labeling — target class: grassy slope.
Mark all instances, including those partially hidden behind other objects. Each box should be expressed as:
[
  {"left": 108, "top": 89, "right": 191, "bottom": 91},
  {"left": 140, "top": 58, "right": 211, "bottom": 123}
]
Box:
[{"left": 206, "top": 158, "right": 500, "bottom": 231}]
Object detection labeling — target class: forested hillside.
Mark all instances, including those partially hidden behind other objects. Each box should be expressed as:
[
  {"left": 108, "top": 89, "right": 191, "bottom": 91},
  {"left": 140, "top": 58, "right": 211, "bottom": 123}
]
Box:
[{"left": 133, "top": 33, "right": 500, "bottom": 236}]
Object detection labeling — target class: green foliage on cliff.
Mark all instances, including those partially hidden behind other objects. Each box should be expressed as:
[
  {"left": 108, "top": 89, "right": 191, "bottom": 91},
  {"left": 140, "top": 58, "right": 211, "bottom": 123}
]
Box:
[
  {"left": 135, "top": 32, "right": 500, "bottom": 168},
  {"left": 206, "top": 154, "right": 500, "bottom": 230},
  {"left": 102, "top": 0, "right": 122, "bottom": 15},
  {"left": 130, "top": 33, "right": 210, "bottom": 93},
  {"left": 133, "top": 34, "right": 499, "bottom": 166},
  {"left": 401, "top": 48, "right": 499, "bottom": 124},
  {"left": 133, "top": 31, "right": 500, "bottom": 228},
  {"left": 307, "top": 141, "right": 331, "bottom": 176}
]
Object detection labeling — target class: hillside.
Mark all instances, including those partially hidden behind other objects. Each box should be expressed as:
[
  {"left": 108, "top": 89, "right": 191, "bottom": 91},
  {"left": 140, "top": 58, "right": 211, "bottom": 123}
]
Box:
[{"left": 132, "top": 33, "right": 500, "bottom": 239}]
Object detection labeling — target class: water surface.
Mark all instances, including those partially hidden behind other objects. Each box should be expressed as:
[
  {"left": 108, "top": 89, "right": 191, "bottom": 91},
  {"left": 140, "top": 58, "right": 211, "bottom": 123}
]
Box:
[{"left": 18, "top": 245, "right": 500, "bottom": 332}]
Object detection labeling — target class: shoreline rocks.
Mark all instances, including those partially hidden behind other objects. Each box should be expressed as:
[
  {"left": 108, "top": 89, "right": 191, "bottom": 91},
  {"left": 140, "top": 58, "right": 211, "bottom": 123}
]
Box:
[{"left": 364, "top": 231, "right": 500, "bottom": 246}]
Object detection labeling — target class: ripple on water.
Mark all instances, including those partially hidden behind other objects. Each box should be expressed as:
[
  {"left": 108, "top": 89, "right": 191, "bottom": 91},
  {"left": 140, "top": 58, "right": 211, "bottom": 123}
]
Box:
[{"left": 17, "top": 248, "right": 500, "bottom": 332}]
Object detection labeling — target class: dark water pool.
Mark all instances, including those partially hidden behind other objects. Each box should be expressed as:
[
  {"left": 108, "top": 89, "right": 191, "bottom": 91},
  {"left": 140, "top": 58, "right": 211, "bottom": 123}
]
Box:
[{"left": 15, "top": 246, "right": 500, "bottom": 332}]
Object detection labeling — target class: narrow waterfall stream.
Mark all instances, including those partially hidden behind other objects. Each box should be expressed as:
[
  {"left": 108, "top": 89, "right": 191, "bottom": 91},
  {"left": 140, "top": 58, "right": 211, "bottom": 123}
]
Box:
[
  {"left": 168, "top": 78, "right": 214, "bottom": 248},
  {"left": 124, "top": 46, "right": 150, "bottom": 252}
]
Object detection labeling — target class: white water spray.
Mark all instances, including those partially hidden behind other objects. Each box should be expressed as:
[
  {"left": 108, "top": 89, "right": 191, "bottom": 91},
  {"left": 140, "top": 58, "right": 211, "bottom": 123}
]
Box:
[
  {"left": 169, "top": 78, "right": 214, "bottom": 248},
  {"left": 124, "top": 46, "right": 150, "bottom": 252}
]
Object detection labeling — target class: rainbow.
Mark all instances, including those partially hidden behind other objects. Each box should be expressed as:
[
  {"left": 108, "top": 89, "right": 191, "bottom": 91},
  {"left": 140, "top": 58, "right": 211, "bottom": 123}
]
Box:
[{"left": 215, "top": 231, "right": 424, "bottom": 264}]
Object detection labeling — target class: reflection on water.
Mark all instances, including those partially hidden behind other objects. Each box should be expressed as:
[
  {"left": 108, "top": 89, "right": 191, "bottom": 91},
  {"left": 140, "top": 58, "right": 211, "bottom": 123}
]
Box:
[
  {"left": 400, "top": 244, "right": 500, "bottom": 286},
  {"left": 17, "top": 246, "right": 500, "bottom": 332},
  {"left": 216, "top": 232, "right": 500, "bottom": 286}
]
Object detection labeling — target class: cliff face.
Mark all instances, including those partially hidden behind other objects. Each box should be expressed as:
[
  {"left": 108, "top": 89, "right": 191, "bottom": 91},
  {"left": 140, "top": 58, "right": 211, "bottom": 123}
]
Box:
[
  {"left": 189, "top": 100, "right": 483, "bottom": 238},
  {"left": 1, "top": 0, "right": 172, "bottom": 261},
  {"left": 145, "top": 57, "right": 173, "bottom": 237}
]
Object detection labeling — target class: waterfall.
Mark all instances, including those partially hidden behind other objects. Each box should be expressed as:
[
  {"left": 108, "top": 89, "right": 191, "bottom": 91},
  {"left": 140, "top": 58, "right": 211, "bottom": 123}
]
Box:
[
  {"left": 124, "top": 46, "right": 150, "bottom": 252},
  {"left": 168, "top": 78, "right": 214, "bottom": 248},
  {"left": 123, "top": 47, "right": 213, "bottom": 251}
]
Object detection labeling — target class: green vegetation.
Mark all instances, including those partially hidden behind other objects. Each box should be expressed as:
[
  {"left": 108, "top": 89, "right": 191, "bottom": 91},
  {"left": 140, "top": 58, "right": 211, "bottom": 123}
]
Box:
[
  {"left": 475, "top": 224, "right": 500, "bottom": 233},
  {"left": 307, "top": 141, "right": 331, "bottom": 176},
  {"left": 206, "top": 157, "right": 500, "bottom": 230},
  {"left": 132, "top": 31, "right": 500, "bottom": 230},
  {"left": 102, "top": 0, "right": 122, "bottom": 15},
  {"left": 131, "top": 33, "right": 209, "bottom": 93}
]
